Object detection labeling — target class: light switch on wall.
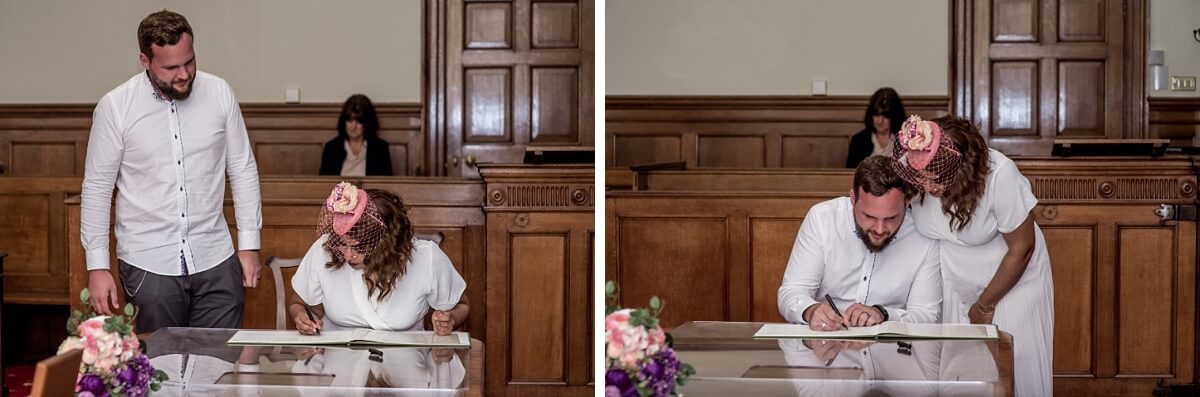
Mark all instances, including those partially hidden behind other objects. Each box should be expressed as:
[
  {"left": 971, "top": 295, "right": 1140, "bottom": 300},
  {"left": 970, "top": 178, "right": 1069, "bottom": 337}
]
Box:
[
  {"left": 812, "top": 80, "right": 827, "bottom": 96},
  {"left": 285, "top": 88, "right": 301, "bottom": 103}
]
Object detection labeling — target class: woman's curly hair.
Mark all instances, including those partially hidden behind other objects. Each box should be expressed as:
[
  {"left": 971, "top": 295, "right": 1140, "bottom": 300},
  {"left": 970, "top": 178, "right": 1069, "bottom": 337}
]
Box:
[
  {"left": 326, "top": 189, "right": 415, "bottom": 301},
  {"left": 929, "top": 116, "right": 991, "bottom": 231}
]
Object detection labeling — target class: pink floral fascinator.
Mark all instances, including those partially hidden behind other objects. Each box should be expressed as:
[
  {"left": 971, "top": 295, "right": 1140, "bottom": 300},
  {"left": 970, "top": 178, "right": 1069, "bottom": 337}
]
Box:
[
  {"left": 891, "top": 115, "right": 963, "bottom": 189},
  {"left": 317, "top": 182, "right": 386, "bottom": 263}
]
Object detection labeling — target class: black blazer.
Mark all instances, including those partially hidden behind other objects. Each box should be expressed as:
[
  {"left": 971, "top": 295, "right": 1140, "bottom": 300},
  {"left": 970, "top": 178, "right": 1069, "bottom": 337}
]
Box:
[
  {"left": 319, "top": 136, "right": 394, "bottom": 176},
  {"left": 846, "top": 128, "right": 894, "bottom": 168}
]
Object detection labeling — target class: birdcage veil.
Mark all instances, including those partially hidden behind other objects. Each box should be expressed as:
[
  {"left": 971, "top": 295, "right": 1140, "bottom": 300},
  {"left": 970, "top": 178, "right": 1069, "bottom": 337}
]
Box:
[
  {"left": 891, "top": 115, "right": 963, "bottom": 190},
  {"left": 317, "top": 182, "right": 386, "bottom": 264}
]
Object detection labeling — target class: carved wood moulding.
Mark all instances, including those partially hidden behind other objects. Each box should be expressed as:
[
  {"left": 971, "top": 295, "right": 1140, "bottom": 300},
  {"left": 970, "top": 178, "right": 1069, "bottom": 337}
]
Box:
[
  {"left": 1030, "top": 177, "right": 1196, "bottom": 202},
  {"left": 478, "top": 164, "right": 594, "bottom": 211}
]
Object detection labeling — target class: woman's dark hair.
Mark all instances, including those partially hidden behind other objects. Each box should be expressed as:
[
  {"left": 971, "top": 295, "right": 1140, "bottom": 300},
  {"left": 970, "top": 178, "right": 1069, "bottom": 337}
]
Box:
[
  {"left": 863, "top": 87, "right": 907, "bottom": 134},
  {"left": 337, "top": 94, "right": 380, "bottom": 140}
]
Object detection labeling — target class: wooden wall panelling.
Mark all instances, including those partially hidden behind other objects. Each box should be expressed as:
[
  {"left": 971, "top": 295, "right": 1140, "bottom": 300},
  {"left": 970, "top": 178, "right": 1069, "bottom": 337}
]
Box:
[
  {"left": 608, "top": 156, "right": 1199, "bottom": 396},
  {"left": 436, "top": 0, "right": 594, "bottom": 178},
  {"left": 952, "top": 0, "right": 1146, "bottom": 155},
  {"left": 1149, "top": 98, "right": 1200, "bottom": 147},
  {"left": 480, "top": 164, "right": 593, "bottom": 397},
  {"left": 0, "top": 104, "right": 424, "bottom": 177},
  {"left": 605, "top": 96, "right": 950, "bottom": 169},
  {"left": 60, "top": 177, "right": 488, "bottom": 334},
  {"left": 0, "top": 177, "right": 80, "bottom": 304}
]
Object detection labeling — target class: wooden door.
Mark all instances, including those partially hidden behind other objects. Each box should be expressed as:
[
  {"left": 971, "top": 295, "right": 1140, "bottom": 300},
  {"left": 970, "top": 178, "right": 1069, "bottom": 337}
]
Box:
[
  {"left": 429, "top": 0, "right": 594, "bottom": 177},
  {"left": 953, "top": 0, "right": 1146, "bottom": 155}
]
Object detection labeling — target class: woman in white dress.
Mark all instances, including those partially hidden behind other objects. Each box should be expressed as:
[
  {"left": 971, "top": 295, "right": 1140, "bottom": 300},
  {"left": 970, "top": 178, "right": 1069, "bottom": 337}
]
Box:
[
  {"left": 891, "top": 115, "right": 1054, "bottom": 396},
  {"left": 288, "top": 182, "right": 469, "bottom": 336}
]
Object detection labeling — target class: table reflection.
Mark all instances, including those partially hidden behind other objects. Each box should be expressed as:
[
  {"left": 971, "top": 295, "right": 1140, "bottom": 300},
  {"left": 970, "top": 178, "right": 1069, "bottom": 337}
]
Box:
[
  {"left": 670, "top": 321, "right": 1010, "bottom": 397},
  {"left": 142, "top": 328, "right": 468, "bottom": 396}
]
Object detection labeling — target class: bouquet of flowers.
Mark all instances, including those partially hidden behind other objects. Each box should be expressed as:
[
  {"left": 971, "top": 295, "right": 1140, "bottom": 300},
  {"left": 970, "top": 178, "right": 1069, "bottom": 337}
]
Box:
[
  {"left": 57, "top": 289, "right": 168, "bottom": 397},
  {"left": 604, "top": 281, "right": 694, "bottom": 397}
]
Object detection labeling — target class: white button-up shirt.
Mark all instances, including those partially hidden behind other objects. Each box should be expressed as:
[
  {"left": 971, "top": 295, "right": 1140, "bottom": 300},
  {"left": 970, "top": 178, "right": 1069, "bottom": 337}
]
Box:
[
  {"left": 778, "top": 196, "right": 941, "bottom": 325},
  {"left": 81, "top": 71, "right": 261, "bottom": 276}
]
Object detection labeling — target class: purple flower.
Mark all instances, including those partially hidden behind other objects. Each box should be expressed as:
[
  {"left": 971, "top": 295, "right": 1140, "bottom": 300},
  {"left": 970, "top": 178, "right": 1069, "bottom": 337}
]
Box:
[
  {"left": 639, "top": 348, "right": 685, "bottom": 396},
  {"left": 78, "top": 373, "right": 106, "bottom": 394},
  {"left": 605, "top": 368, "right": 638, "bottom": 397}
]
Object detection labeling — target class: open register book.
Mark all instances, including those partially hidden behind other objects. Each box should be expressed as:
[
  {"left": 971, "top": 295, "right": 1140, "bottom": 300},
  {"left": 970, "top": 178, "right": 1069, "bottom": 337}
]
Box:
[
  {"left": 227, "top": 329, "right": 470, "bottom": 348},
  {"left": 754, "top": 321, "right": 998, "bottom": 340}
]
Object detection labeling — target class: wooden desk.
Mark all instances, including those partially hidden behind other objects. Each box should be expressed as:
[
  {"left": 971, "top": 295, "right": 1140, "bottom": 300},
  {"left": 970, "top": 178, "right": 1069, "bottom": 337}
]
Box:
[
  {"left": 141, "top": 327, "right": 483, "bottom": 395},
  {"left": 669, "top": 321, "right": 1014, "bottom": 397}
]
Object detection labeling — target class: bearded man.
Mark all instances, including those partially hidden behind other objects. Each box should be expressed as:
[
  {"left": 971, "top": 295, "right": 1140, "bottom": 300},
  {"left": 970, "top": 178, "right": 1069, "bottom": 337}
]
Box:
[{"left": 778, "top": 155, "right": 941, "bottom": 331}]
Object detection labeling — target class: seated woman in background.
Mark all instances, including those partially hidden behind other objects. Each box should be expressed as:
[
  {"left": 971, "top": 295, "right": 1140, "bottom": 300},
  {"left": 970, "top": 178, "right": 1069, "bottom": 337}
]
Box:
[
  {"left": 319, "top": 94, "right": 394, "bottom": 176},
  {"left": 288, "top": 182, "right": 469, "bottom": 335},
  {"left": 846, "top": 87, "right": 907, "bottom": 168}
]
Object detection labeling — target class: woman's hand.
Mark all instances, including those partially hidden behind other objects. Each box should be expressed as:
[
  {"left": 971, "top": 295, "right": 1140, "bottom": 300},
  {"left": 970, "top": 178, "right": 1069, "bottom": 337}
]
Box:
[
  {"left": 432, "top": 348, "right": 455, "bottom": 364},
  {"left": 968, "top": 302, "right": 995, "bottom": 324},
  {"left": 292, "top": 305, "right": 324, "bottom": 335},
  {"left": 432, "top": 310, "right": 454, "bottom": 336}
]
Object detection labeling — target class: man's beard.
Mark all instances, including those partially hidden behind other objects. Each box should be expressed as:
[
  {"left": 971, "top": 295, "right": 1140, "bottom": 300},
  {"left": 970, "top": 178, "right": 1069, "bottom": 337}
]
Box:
[
  {"left": 149, "top": 71, "right": 194, "bottom": 100},
  {"left": 855, "top": 224, "right": 896, "bottom": 253}
]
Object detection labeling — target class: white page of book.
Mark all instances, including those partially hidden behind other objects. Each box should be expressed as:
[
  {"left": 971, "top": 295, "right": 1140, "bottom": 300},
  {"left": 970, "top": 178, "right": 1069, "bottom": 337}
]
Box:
[
  {"left": 753, "top": 321, "right": 998, "bottom": 340},
  {"left": 227, "top": 329, "right": 470, "bottom": 348}
]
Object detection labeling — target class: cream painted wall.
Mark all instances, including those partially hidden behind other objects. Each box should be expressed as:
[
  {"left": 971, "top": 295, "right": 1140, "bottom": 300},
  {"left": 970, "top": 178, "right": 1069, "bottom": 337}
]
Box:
[
  {"left": 606, "top": 0, "right": 949, "bottom": 96},
  {"left": 0, "top": 1, "right": 422, "bottom": 103},
  {"left": 1148, "top": 0, "right": 1200, "bottom": 97}
]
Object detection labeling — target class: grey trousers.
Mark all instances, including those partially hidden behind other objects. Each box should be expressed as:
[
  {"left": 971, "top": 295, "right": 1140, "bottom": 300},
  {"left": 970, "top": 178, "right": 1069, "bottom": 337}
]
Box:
[{"left": 118, "top": 254, "right": 244, "bottom": 333}]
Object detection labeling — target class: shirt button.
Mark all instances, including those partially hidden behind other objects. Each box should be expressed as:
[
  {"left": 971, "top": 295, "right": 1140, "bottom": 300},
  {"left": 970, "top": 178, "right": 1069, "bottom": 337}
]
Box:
[
  {"left": 177, "top": 160, "right": 181, "bottom": 165},
  {"left": 179, "top": 187, "right": 183, "bottom": 191},
  {"left": 181, "top": 213, "right": 185, "bottom": 217},
  {"left": 862, "top": 276, "right": 867, "bottom": 281},
  {"left": 175, "top": 135, "right": 179, "bottom": 139},
  {"left": 181, "top": 239, "right": 186, "bottom": 243}
]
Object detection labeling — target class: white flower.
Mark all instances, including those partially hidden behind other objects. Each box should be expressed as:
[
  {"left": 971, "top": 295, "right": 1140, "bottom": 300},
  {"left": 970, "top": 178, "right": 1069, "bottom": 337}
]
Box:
[{"left": 330, "top": 183, "right": 359, "bottom": 213}]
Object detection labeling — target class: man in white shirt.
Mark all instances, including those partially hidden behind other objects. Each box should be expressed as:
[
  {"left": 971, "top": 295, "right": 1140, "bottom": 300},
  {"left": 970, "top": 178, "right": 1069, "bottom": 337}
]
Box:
[
  {"left": 778, "top": 155, "right": 940, "bottom": 331},
  {"left": 81, "top": 10, "right": 262, "bottom": 332}
]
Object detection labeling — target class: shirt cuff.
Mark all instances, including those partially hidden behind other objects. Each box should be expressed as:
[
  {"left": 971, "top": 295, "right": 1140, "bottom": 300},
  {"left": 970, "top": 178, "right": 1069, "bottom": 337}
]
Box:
[
  {"left": 236, "top": 363, "right": 261, "bottom": 372},
  {"left": 86, "top": 249, "right": 112, "bottom": 272},
  {"left": 792, "top": 299, "right": 819, "bottom": 325},
  {"left": 237, "top": 230, "right": 261, "bottom": 251}
]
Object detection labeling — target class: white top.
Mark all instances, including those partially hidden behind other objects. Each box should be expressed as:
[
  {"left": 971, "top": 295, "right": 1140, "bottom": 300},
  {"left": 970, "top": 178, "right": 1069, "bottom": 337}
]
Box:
[
  {"left": 340, "top": 139, "right": 367, "bottom": 177},
  {"left": 293, "top": 235, "right": 467, "bottom": 332},
  {"left": 908, "top": 149, "right": 1042, "bottom": 299},
  {"left": 81, "top": 71, "right": 261, "bottom": 275},
  {"left": 778, "top": 197, "right": 941, "bottom": 325},
  {"left": 870, "top": 132, "right": 894, "bottom": 158}
]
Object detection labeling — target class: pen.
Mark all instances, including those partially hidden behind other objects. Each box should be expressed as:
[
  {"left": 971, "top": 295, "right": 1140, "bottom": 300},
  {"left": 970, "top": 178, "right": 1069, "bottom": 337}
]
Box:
[
  {"left": 303, "top": 304, "right": 320, "bottom": 335},
  {"left": 824, "top": 293, "right": 848, "bottom": 330}
]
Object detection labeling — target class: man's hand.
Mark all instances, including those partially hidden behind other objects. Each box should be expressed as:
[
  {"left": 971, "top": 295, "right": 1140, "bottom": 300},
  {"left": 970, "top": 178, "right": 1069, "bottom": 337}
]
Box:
[
  {"left": 803, "top": 303, "right": 844, "bottom": 331},
  {"left": 238, "top": 250, "right": 262, "bottom": 288},
  {"left": 87, "top": 270, "right": 121, "bottom": 315},
  {"left": 843, "top": 303, "right": 884, "bottom": 327}
]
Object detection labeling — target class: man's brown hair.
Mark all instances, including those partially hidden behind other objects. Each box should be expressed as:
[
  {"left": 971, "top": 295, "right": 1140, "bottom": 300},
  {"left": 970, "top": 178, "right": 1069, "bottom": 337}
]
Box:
[
  {"left": 853, "top": 155, "right": 914, "bottom": 198},
  {"left": 137, "top": 10, "right": 193, "bottom": 60}
]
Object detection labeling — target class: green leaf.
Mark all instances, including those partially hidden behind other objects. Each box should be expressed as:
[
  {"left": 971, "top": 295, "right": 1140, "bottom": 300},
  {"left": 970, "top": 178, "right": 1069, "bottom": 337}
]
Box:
[
  {"left": 150, "top": 383, "right": 161, "bottom": 392},
  {"left": 123, "top": 303, "right": 134, "bottom": 317},
  {"left": 80, "top": 288, "right": 90, "bottom": 304},
  {"left": 649, "top": 296, "right": 661, "bottom": 310},
  {"left": 155, "top": 369, "right": 169, "bottom": 381},
  {"left": 605, "top": 281, "right": 616, "bottom": 296}
]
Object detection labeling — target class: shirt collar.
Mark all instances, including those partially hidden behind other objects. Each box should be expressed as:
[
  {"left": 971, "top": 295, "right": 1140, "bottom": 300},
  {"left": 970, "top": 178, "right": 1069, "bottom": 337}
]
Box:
[{"left": 144, "top": 71, "right": 173, "bottom": 104}]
